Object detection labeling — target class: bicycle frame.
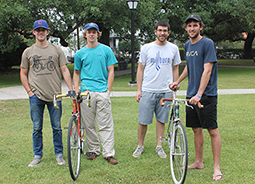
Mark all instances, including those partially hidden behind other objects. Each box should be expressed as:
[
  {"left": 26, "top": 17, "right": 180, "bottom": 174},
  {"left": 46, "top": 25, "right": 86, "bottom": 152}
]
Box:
[
  {"left": 160, "top": 90, "right": 187, "bottom": 142},
  {"left": 71, "top": 99, "right": 82, "bottom": 143}
]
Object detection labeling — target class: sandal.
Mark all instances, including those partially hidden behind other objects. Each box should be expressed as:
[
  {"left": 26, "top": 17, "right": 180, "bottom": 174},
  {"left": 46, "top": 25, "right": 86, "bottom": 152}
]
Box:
[{"left": 212, "top": 172, "right": 223, "bottom": 181}]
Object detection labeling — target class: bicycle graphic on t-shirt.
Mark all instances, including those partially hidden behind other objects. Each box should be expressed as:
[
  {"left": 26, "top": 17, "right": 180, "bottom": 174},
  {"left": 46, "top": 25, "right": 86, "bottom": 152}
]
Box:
[{"left": 32, "top": 55, "right": 55, "bottom": 73}]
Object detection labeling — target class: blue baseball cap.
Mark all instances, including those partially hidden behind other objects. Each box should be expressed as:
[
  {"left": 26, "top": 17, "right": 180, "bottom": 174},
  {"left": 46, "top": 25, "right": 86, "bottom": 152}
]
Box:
[
  {"left": 33, "top": 20, "right": 49, "bottom": 30},
  {"left": 84, "top": 23, "right": 99, "bottom": 31}
]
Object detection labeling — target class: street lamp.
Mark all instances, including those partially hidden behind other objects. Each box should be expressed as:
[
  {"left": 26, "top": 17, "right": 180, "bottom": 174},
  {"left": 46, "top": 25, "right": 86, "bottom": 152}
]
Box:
[{"left": 126, "top": 0, "right": 139, "bottom": 86}]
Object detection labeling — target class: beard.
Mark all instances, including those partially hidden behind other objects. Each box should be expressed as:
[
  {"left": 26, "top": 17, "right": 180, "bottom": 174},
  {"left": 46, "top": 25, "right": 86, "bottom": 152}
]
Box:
[
  {"left": 189, "top": 32, "right": 199, "bottom": 39},
  {"left": 157, "top": 35, "right": 167, "bottom": 42}
]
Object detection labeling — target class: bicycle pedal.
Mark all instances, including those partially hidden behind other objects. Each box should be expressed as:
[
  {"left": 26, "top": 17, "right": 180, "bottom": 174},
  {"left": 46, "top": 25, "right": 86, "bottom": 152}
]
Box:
[
  {"left": 64, "top": 127, "right": 68, "bottom": 129},
  {"left": 160, "top": 137, "right": 168, "bottom": 142}
]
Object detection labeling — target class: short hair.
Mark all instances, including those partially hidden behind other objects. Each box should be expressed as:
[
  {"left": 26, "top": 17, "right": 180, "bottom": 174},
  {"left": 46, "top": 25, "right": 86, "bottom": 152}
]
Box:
[
  {"left": 183, "top": 19, "right": 205, "bottom": 28},
  {"left": 155, "top": 20, "right": 170, "bottom": 31},
  {"left": 83, "top": 30, "right": 102, "bottom": 41}
]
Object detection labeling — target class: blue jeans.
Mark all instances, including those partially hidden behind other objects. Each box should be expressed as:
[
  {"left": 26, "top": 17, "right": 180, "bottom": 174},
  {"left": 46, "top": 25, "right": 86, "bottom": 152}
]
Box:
[{"left": 29, "top": 94, "right": 63, "bottom": 159}]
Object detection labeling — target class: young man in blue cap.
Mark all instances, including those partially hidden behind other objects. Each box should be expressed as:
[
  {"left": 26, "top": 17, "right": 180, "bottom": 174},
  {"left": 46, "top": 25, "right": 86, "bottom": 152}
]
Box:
[
  {"left": 20, "top": 19, "right": 74, "bottom": 167},
  {"left": 73, "top": 22, "right": 118, "bottom": 165},
  {"left": 170, "top": 14, "right": 223, "bottom": 181}
]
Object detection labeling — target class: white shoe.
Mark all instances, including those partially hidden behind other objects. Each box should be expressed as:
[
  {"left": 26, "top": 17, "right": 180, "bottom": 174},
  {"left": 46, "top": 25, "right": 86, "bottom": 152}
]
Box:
[
  {"left": 28, "top": 158, "right": 42, "bottom": 167},
  {"left": 132, "top": 145, "right": 144, "bottom": 158},
  {"left": 56, "top": 157, "right": 66, "bottom": 165},
  {"left": 156, "top": 146, "right": 167, "bottom": 158}
]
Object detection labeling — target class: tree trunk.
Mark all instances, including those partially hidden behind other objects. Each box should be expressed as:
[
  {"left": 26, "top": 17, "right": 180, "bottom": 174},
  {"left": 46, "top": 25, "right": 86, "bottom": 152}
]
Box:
[{"left": 243, "top": 32, "right": 255, "bottom": 59}]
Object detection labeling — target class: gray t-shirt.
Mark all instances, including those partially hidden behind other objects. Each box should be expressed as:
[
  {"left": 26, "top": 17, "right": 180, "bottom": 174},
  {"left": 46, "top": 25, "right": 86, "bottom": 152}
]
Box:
[
  {"left": 21, "top": 43, "right": 68, "bottom": 102},
  {"left": 139, "top": 42, "right": 181, "bottom": 92}
]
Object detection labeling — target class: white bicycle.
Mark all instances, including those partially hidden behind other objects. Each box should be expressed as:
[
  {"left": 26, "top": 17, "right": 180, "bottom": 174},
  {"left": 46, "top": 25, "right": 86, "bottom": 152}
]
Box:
[{"left": 160, "top": 89, "right": 203, "bottom": 184}]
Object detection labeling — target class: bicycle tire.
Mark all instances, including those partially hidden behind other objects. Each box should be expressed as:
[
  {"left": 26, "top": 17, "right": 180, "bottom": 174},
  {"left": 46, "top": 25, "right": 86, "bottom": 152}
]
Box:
[
  {"left": 67, "top": 115, "right": 81, "bottom": 181},
  {"left": 80, "top": 127, "right": 85, "bottom": 154},
  {"left": 167, "top": 111, "right": 174, "bottom": 149},
  {"left": 170, "top": 121, "right": 188, "bottom": 184}
]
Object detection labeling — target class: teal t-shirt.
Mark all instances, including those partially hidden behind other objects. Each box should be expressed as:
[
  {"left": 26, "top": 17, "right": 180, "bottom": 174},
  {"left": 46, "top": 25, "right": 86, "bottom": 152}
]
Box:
[{"left": 74, "top": 43, "right": 117, "bottom": 92}]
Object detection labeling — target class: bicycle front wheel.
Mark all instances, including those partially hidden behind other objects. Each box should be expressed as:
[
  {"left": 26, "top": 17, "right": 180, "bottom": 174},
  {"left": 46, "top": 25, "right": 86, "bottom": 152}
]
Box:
[
  {"left": 80, "top": 126, "right": 85, "bottom": 154},
  {"left": 67, "top": 115, "right": 81, "bottom": 181},
  {"left": 170, "top": 121, "right": 188, "bottom": 184}
]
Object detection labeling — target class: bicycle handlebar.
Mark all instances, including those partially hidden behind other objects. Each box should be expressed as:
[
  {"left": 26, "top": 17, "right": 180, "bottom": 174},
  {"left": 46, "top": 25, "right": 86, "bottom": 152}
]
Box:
[
  {"left": 53, "top": 91, "right": 89, "bottom": 110},
  {"left": 160, "top": 98, "right": 203, "bottom": 109},
  {"left": 54, "top": 93, "right": 68, "bottom": 110}
]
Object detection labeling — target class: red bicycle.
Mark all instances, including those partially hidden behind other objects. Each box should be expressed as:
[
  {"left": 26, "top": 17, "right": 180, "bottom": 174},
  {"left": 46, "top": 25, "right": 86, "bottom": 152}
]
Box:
[{"left": 54, "top": 90, "right": 91, "bottom": 181}]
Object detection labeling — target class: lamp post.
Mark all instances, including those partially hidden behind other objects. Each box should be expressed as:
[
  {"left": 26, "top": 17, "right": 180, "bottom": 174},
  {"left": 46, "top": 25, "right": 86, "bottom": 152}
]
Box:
[{"left": 126, "top": 0, "right": 139, "bottom": 86}]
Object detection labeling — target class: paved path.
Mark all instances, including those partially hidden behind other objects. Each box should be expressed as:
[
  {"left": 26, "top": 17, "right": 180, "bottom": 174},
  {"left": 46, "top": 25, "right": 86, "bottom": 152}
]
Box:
[
  {"left": 1, "top": 67, "right": 255, "bottom": 101},
  {"left": 0, "top": 81, "right": 255, "bottom": 101}
]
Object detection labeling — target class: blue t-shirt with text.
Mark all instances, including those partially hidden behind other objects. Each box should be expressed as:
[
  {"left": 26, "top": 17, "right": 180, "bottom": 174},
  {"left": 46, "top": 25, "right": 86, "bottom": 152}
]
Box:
[{"left": 185, "top": 37, "right": 218, "bottom": 97}]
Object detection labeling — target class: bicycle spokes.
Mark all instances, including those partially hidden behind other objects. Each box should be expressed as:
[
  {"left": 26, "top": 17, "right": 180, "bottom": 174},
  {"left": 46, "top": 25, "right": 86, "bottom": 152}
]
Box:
[{"left": 170, "top": 123, "right": 188, "bottom": 184}]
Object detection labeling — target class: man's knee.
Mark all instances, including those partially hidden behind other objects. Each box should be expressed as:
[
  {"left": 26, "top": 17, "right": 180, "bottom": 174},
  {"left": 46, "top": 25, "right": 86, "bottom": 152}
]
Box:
[
  {"left": 208, "top": 128, "right": 220, "bottom": 137},
  {"left": 192, "top": 127, "right": 203, "bottom": 134}
]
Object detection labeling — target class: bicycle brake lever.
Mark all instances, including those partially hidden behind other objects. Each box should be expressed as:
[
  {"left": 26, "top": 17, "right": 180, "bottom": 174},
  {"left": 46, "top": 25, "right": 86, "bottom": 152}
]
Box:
[{"left": 185, "top": 101, "right": 194, "bottom": 109}]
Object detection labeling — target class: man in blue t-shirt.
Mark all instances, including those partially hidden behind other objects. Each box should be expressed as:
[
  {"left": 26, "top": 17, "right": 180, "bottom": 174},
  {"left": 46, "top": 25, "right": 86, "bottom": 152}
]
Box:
[
  {"left": 73, "top": 23, "right": 118, "bottom": 165},
  {"left": 170, "top": 15, "right": 223, "bottom": 181}
]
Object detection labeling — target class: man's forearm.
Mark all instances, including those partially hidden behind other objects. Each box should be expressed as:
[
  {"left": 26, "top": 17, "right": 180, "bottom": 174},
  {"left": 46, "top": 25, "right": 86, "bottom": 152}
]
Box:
[{"left": 176, "top": 65, "right": 188, "bottom": 84}]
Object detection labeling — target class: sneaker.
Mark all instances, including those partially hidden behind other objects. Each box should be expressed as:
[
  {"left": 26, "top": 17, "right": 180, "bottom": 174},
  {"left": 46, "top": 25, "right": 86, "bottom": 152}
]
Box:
[
  {"left": 156, "top": 146, "right": 167, "bottom": 158},
  {"left": 104, "top": 156, "right": 118, "bottom": 165},
  {"left": 56, "top": 157, "right": 66, "bottom": 165},
  {"left": 132, "top": 145, "right": 144, "bottom": 158},
  {"left": 28, "top": 158, "right": 42, "bottom": 167}
]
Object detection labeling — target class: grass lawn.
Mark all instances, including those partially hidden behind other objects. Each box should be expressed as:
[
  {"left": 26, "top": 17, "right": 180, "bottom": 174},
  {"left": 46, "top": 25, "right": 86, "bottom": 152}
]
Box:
[
  {"left": 0, "top": 59, "right": 254, "bottom": 89},
  {"left": 0, "top": 94, "right": 255, "bottom": 183},
  {"left": 112, "top": 64, "right": 255, "bottom": 91}
]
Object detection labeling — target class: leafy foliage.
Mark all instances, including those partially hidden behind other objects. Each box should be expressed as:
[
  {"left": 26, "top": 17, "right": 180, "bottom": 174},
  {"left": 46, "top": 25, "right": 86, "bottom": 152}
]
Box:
[{"left": 1, "top": 0, "right": 255, "bottom": 70}]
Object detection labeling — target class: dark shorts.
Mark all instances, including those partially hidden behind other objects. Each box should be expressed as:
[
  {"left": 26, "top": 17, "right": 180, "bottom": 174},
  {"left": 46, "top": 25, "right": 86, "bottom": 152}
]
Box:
[{"left": 186, "top": 95, "right": 218, "bottom": 129}]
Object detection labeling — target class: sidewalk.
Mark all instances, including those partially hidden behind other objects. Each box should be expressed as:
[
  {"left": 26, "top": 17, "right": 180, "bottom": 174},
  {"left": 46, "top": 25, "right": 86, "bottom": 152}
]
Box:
[
  {"left": 1, "top": 67, "right": 255, "bottom": 101},
  {"left": 0, "top": 81, "right": 255, "bottom": 101}
]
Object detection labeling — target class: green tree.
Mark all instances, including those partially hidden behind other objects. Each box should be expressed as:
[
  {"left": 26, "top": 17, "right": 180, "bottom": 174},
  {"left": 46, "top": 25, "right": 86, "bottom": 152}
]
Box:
[
  {"left": 159, "top": 0, "right": 255, "bottom": 59},
  {"left": 118, "top": 39, "right": 140, "bottom": 53},
  {"left": 205, "top": 0, "right": 255, "bottom": 59},
  {"left": 1, "top": 0, "right": 255, "bottom": 71}
]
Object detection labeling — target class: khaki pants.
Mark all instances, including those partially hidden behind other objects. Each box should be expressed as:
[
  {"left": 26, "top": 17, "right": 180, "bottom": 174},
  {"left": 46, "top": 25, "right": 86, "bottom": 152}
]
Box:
[{"left": 80, "top": 90, "right": 115, "bottom": 158}]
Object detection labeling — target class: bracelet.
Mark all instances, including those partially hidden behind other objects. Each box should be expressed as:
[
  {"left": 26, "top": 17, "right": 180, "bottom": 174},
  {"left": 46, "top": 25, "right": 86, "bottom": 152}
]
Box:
[
  {"left": 196, "top": 94, "right": 202, "bottom": 98},
  {"left": 27, "top": 90, "right": 32, "bottom": 93}
]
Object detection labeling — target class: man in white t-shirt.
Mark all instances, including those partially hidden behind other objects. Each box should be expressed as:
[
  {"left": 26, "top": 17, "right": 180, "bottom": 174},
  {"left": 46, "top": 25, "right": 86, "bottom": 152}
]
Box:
[{"left": 133, "top": 20, "right": 181, "bottom": 158}]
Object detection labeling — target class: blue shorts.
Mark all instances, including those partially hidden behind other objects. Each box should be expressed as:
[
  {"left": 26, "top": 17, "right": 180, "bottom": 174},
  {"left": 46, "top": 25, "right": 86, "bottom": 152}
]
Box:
[{"left": 138, "top": 91, "right": 171, "bottom": 125}]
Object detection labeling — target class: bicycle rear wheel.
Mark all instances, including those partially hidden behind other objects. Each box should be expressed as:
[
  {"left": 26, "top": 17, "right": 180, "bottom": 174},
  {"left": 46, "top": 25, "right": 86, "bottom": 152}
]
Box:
[
  {"left": 67, "top": 115, "right": 81, "bottom": 181},
  {"left": 170, "top": 121, "right": 188, "bottom": 184}
]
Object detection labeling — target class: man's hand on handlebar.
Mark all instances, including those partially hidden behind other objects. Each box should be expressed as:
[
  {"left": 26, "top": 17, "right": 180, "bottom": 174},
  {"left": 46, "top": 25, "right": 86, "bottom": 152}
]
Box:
[
  {"left": 169, "top": 82, "right": 180, "bottom": 90},
  {"left": 68, "top": 90, "right": 76, "bottom": 97},
  {"left": 188, "top": 95, "right": 201, "bottom": 106}
]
